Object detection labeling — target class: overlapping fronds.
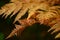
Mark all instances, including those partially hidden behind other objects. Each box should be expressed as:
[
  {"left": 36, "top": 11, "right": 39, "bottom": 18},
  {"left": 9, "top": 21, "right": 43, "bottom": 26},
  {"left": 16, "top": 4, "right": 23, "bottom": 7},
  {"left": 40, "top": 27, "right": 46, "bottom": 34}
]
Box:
[
  {"left": 36, "top": 6, "right": 60, "bottom": 39},
  {"left": 0, "top": 0, "right": 60, "bottom": 23},
  {"left": 0, "top": 0, "right": 60, "bottom": 39}
]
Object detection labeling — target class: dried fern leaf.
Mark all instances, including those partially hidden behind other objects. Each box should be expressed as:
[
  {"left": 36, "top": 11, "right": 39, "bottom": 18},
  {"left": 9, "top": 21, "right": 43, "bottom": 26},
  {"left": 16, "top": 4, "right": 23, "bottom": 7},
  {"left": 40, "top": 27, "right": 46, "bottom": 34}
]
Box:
[
  {"left": 10, "top": 2, "right": 23, "bottom": 18},
  {"left": 2, "top": 0, "right": 60, "bottom": 39},
  {"left": 27, "top": 2, "right": 50, "bottom": 19},
  {"left": 34, "top": 5, "right": 60, "bottom": 39},
  {"left": 0, "top": 4, "right": 10, "bottom": 15},
  {"left": 13, "top": 4, "right": 30, "bottom": 23},
  {"left": 36, "top": 10, "right": 58, "bottom": 25},
  {"left": 4, "top": 4, "right": 16, "bottom": 18},
  {"left": 0, "top": 3, "right": 15, "bottom": 17},
  {"left": 47, "top": 6, "right": 60, "bottom": 38},
  {"left": 55, "top": 33, "right": 60, "bottom": 39},
  {"left": 48, "top": 0, "right": 60, "bottom": 5},
  {"left": 6, "top": 24, "right": 24, "bottom": 39},
  {"left": 6, "top": 28, "right": 16, "bottom": 39},
  {"left": 6, "top": 18, "right": 37, "bottom": 39},
  {"left": 10, "top": 0, "right": 19, "bottom": 2},
  {"left": 0, "top": 0, "right": 22, "bottom": 17},
  {"left": 6, "top": 25, "right": 23, "bottom": 39},
  {"left": 48, "top": 22, "right": 60, "bottom": 33},
  {"left": 0, "top": 9, "right": 6, "bottom": 15},
  {"left": 13, "top": 2, "right": 42, "bottom": 23}
]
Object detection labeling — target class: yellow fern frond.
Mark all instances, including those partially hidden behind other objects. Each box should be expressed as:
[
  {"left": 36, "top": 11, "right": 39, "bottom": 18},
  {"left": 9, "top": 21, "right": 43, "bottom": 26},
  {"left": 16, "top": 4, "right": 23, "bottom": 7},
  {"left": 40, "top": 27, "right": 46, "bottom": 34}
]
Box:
[
  {"left": 0, "top": 0, "right": 60, "bottom": 39},
  {"left": 55, "top": 33, "right": 60, "bottom": 39}
]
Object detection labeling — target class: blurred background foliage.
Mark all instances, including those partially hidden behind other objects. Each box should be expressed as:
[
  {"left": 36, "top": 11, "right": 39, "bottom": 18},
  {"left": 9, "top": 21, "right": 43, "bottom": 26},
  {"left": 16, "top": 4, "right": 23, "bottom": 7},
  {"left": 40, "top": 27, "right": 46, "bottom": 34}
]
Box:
[
  {"left": 0, "top": 33, "right": 4, "bottom": 40},
  {"left": 0, "top": 0, "right": 60, "bottom": 40},
  {"left": 0, "top": 0, "right": 10, "bottom": 8}
]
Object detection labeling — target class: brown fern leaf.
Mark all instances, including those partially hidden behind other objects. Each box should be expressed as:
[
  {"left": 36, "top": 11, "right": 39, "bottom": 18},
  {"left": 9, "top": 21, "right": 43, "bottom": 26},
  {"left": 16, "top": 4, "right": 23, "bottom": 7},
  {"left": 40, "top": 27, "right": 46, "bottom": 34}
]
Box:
[
  {"left": 47, "top": 0, "right": 60, "bottom": 5},
  {"left": 0, "top": 0, "right": 60, "bottom": 39},
  {"left": 6, "top": 25, "right": 25, "bottom": 39},
  {"left": 1, "top": 0, "right": 60, "bottom": 23},
  {"left": 36, "top": 6, "right": 60, "bottom": 39},
  {"left": 6, "top": 18, "right": 37, "bottom": 39},
  {"left": 6, "top": 3, "right": 60, "bottom": 39}
]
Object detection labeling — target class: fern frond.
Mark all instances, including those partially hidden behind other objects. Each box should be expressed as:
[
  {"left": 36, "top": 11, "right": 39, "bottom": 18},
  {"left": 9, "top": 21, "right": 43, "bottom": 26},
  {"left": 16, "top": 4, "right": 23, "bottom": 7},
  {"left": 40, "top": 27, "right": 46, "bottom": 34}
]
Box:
[
  {"left": 6, "top": 25, "right": 24, "bottom": 39},
  {"left": 4, "top": 3, "right": 16, "bottom": 18},
  {"left": 13, "top": 4, "right": 29, "bottom": 23},
  {"left": 0, "top": 3, "right": 15, "bottom": 16},
  {"left": 10, "top": 2, "right": 23, "bottom": 18},
  {"left": 55, "top": 33, "right": 60, "bottom": 39},
  {"left": 48, "top": 22, "right": 60, "bottom": 39},
  {"left": 6, "top": 18, "right": 36, "bottom": 39},
  {"left": 13, "top": 2, "right": 45, "bottom": 23},
  {"left": 27, "top": 2, "right": 50, "bottom": 19},
  {"left": 1, "top": 0, "right": 60, "bottom": 39},
  {"left": 35, "top": 5, "right": 60, "bottom": 39},
  {"left": 1, "top": 0, "right": 60, "bottom": 23}
]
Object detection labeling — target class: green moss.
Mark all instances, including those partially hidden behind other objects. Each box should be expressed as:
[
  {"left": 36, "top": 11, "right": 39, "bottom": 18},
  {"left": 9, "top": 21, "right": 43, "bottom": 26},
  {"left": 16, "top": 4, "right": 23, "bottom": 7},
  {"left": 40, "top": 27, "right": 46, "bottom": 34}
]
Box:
[{"left": 0, "top": 33, "right": 4, "bottom": 40}]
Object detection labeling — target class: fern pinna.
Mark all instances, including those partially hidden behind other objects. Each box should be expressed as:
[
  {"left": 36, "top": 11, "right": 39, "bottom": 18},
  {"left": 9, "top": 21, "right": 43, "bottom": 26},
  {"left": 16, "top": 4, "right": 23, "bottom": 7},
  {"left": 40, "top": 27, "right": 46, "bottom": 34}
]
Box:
[{"left": 0, "top": 0, "right": 60, "bottom": 39}]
